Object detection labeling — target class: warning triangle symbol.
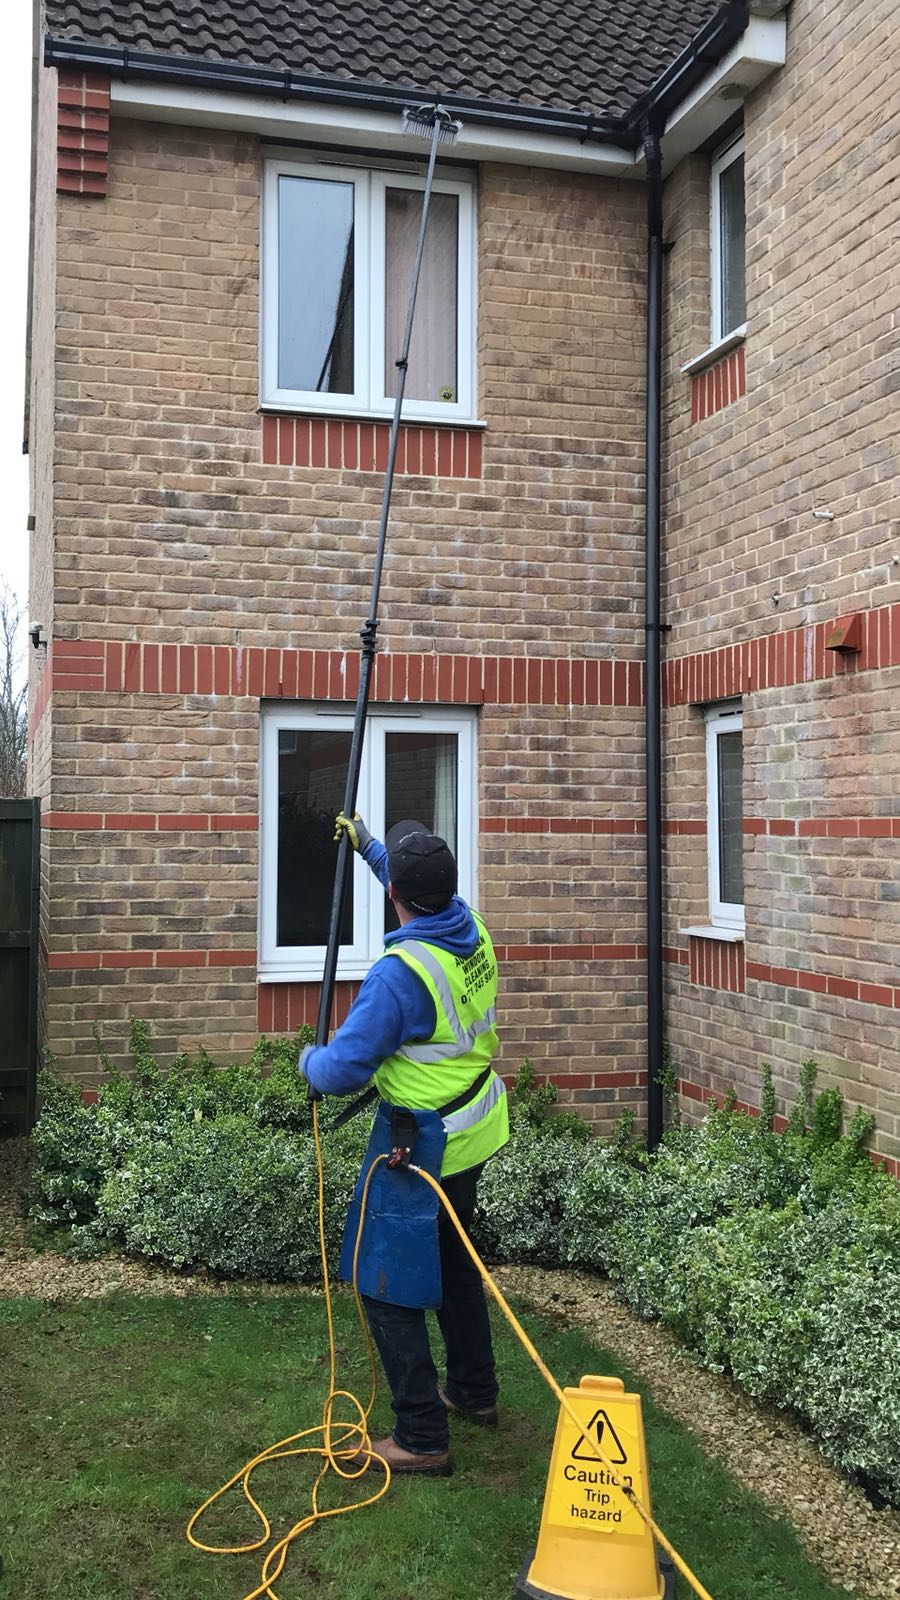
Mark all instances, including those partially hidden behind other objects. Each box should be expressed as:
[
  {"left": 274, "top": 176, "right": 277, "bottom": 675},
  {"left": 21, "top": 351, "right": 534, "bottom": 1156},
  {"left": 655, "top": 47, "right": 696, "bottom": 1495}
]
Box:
[{"left": 570, "top": 1409, "right": 628, "bottom": 1465}]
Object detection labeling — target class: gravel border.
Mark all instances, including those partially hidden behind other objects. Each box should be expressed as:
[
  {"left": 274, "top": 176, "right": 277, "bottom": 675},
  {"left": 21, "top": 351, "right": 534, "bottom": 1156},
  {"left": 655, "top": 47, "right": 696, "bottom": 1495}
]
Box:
[
  {"left": 0, "top": 1138, "right": 308, "bottom": 1301},
  {"left": 492, "top": 1264, "right": 900, "bottom": 1600},
  {"left": 3, "top": 1138, "right": 898, "bottom": 1593}
]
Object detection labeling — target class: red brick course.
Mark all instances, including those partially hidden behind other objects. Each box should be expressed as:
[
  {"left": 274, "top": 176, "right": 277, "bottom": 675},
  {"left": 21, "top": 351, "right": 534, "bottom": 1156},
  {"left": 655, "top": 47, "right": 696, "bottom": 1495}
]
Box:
[
  {"left": 690, "top": 345, "right": 746, "bottom": 424},
  {"left": 30, "top": 639, "right": 646, "bottom": 738},
  {"left": 57, "top": 71, "right": 109, "bottom": 196},
  {"left": 746, "top": 961, "right": 900, "bottom": 1011},
  {"left": 42, "top": 811, "right": 258, "bottom": 832},
  {"left": 48, "top": 942, "right": 645, "bottom": 973},
  {"left": 664, "top": 600, "right": 900, "bottom": 708},
  {"left": 46, "top": 949, "right": 257, "bottom": 971},
  {"left": 31, "top": 597, "right": 900, "bottom": 742},
  {"left": 262, "top": 415, "right": 483, "bottom": 478},
  {"left": 688, "top": 936, "right": 746, "bottom": 993}
]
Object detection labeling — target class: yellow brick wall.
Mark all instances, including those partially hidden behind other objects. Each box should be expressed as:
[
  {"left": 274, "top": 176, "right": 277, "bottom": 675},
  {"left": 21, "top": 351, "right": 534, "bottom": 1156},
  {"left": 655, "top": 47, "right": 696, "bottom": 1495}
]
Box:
[
  {"left": 661, "top": 0, "right": 900, "bottom": 1163},
  {"left": 38, "top": 103, "right": 650, "bottom": 1127}
]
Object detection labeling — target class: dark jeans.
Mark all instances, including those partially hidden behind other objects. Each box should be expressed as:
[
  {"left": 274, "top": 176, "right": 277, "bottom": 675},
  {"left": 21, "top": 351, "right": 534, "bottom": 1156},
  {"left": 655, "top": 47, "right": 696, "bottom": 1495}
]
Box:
[{"left": 361, "top": 1162, "right": 498, "bottom": 1455}]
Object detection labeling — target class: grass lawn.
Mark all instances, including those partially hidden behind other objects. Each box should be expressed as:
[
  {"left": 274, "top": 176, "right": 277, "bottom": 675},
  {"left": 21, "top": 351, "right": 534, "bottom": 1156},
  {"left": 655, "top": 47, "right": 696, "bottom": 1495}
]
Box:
[{"left": 0, "top": 1291, "right": 850, "bottom": 1600}]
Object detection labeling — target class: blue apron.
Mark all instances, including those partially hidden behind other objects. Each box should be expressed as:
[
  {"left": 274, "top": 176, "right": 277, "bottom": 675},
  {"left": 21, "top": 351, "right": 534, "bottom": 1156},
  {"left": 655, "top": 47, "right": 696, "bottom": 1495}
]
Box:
[{"left": 337, "top": 1101, "right": 446, "bottom": 1310}]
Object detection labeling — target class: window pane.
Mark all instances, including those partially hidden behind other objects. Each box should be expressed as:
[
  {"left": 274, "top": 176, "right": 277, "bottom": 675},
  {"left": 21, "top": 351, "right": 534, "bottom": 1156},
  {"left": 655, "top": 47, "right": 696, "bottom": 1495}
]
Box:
[
  {"left": 385, "top": 189, "right": 458, "bottom": 403},
  {"left": 384, "top": 731, "right": 458, "bottom": 931},
  {"left": 277, "top": 728, "right": 353, "bottom": 946},
  {"left": 717, "top": 730, "right": 744, "bottom": 906},
  {"left": 278, "top": 176, "right": 355, "bottom": 394},
  {"left": 719, "top": 153, "right": 746, "bottom": 334}
]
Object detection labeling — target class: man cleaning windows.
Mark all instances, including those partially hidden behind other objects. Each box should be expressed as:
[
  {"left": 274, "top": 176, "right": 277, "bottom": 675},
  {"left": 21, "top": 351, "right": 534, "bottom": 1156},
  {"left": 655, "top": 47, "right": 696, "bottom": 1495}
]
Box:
[{"left": 299, "top": 815, "right": 509, "bottom": 1477}]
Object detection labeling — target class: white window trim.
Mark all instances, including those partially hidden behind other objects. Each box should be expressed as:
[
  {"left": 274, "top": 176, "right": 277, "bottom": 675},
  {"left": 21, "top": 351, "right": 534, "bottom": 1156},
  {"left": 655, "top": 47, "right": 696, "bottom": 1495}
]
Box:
[
  {"left": 705, "top": 705, "right": 745, "bottom": 933},
  {"left": 680, "top": 924, "right": 745, "bottom": 944},
  {"left": 258, "top": 704, "right": 477, "bottom": 981},
  {"left": 710, "top": 132, "right": 745, "bottom": 344},
  {"left": 680, "top": 324, "right": 746, "bottom": 377},
  {"left": 261, "top": 158, "right": 476, "bottom": 423}
]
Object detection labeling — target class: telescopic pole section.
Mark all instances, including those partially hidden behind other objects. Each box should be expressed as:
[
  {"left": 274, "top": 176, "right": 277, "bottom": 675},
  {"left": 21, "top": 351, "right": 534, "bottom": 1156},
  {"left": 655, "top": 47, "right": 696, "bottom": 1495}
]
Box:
[{"left": 311, "top": 114, "right": 448, "bottom": 1067}]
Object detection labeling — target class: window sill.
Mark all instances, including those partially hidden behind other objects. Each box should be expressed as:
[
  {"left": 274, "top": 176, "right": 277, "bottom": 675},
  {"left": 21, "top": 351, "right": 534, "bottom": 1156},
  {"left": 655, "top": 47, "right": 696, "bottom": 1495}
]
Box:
[
  {"left": 680, "top": 924, "right": 745, "bottom": 943},
  {"left": 259, "top": 403, "right": 486, "bottom": 431},
  {"left": 681, "top": 326, "right": 747, "bottom": 377},
  {"left": 259, "top": 966, "right": 372, "bottom": 984}
]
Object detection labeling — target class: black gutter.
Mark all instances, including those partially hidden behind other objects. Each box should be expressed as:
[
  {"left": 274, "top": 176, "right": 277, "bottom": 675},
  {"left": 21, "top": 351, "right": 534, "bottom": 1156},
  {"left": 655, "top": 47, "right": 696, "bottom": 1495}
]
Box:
[
  {"left": 43, "top": 1, "right": 751, "bottom": 152},
  {"left": 42, "top": 38, "right": 632, "bottom": 146},
  {"left": 629, "top": 2, "right": 750, "bottom": 136},
  {"left": 634, "top": 0, "right": 748, "bottom": 1149},
  {"left": 641, "top": 119, "right": 666, "bottom": 1153}
]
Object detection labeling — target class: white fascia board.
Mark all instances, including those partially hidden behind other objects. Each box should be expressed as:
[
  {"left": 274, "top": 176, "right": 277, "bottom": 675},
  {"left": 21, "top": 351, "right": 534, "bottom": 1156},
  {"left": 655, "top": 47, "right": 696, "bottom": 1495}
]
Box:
[
  {"left": 659, "top": 16, "right": 787, "bottom": 170},
  {"left": 109, "top": 81, "right": 634, "bottom": 177}
]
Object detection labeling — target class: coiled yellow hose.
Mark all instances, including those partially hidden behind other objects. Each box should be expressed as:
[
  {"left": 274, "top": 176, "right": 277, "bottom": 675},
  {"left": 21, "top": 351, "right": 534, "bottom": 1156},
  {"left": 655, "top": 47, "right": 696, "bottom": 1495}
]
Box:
[{"left": 187, "top": 1103, "right": 715, "bottom": 1600}]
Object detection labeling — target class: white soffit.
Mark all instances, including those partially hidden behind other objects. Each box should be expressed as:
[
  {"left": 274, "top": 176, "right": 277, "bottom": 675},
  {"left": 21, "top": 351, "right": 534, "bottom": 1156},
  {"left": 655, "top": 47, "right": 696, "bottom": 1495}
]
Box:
[
  {"left": 108, "top": 81, "right": 634, "bottom": 176},
  {"left": 108, "top": 13, "right": 787, "bottom": 177},
  {"left": 659, "top": 15, "right": 787, "bottom": 169}
]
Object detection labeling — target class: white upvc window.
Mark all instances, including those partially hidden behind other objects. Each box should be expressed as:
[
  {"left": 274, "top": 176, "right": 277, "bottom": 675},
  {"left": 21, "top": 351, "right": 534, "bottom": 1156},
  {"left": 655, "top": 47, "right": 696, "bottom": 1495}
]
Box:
[
  {"left": 261, "top": 158, "right": 476, "bottom": 422},
  {"left": 706, "top": 705, "right": 745, "bottom": 931},
  {"left": 710, "top": 133, "right": 746, "bottom": 342},
  {"left": 259, "top": 704, "right": 477, "bottom": 980}
]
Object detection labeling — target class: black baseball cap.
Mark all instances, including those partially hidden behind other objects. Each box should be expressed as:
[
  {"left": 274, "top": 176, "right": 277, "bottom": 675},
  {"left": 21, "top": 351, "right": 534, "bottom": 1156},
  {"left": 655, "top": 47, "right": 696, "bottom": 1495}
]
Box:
[{"left": 386, "top": 819, "right": 458, "bottom": 914}]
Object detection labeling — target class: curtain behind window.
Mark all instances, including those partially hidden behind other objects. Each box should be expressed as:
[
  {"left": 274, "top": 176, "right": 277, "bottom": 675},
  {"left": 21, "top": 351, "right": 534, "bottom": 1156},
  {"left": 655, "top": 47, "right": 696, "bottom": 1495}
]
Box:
[{"left": 384, "top": 189, "right": 458, "bottom": 404}]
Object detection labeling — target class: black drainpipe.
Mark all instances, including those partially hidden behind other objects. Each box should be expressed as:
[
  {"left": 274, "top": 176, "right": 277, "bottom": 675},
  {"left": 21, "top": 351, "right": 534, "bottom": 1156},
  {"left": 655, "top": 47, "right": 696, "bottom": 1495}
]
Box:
[{"left": 642, "top": 119, "right": 666, "bottom": 1152}]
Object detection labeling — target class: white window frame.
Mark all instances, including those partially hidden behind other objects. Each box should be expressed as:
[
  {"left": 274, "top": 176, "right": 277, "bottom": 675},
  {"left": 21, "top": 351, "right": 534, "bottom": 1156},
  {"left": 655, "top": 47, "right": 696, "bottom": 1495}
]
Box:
[
  {"left": 258, "top": 704, "right": 477, "bottom": 981},
  {"left": 705, "top": 705, "right": 745, "bottom": 932},
  {"left": 710, "top": 133, "right": 746, "bottom": 344},
  {"left": 261, "top": 157, "right": 476, "bottom": 422}
]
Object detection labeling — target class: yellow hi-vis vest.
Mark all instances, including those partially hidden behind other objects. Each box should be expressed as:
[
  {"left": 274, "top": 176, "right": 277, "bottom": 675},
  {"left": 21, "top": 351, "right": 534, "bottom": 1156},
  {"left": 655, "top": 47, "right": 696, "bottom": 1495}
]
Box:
[{"left": 374, "top": 912, "right": 509, "bottom": 1178}]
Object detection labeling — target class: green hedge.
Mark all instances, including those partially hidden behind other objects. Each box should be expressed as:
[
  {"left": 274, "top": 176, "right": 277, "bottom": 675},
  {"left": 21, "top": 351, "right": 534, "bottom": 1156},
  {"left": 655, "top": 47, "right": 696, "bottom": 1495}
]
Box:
[
  {"left": 31, "top": 1025, "right": 369, "bottom": 1278},
  {"left": 28, "top": 1031, "right": 900, "bottom": 1505}
]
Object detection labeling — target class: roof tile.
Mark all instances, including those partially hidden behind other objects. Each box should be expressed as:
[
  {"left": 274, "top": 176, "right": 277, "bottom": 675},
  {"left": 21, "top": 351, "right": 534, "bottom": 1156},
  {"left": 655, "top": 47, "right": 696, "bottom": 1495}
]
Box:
[{"left": 45, "top": 0, "right": 722, "bottom": 116}]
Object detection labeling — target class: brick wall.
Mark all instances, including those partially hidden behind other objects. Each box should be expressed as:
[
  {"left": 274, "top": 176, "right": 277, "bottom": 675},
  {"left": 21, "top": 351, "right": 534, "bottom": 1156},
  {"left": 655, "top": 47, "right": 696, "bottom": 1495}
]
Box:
[
  {"left": 34, "top": 3, "right": 898, "bottom": 1162},
  {"left": 36, "top": 102, "right": 649, "bottom": 1129},
  {"left": 661, "top": 0, "right": 900, "bottom": 1165}
]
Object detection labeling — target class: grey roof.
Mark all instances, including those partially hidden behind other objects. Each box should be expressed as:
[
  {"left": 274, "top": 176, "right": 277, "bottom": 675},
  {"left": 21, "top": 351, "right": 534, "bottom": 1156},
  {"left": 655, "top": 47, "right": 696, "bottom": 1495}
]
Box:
[{"left": 44, "top": 0, "right": 723, "bottom": 118}]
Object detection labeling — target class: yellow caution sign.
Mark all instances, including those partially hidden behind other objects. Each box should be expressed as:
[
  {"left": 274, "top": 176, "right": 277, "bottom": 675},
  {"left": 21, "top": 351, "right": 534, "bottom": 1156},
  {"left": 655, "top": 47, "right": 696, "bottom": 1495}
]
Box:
[{"left": 516, "top": 1375, "right": 664, "bottom": 1600}]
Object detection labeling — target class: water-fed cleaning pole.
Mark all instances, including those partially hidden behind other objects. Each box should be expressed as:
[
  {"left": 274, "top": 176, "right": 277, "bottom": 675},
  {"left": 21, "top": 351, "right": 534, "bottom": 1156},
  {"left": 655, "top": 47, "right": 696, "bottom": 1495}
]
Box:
[{"left": 310, "top": 106, "right": 461, "bottom": 1076}]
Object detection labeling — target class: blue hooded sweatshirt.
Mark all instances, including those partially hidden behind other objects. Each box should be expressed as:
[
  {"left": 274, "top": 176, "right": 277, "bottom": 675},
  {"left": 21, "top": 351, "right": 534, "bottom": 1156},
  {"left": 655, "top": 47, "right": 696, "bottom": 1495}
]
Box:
[{"left": 299, "top": 835, "right": 483, "bottom": 1098}]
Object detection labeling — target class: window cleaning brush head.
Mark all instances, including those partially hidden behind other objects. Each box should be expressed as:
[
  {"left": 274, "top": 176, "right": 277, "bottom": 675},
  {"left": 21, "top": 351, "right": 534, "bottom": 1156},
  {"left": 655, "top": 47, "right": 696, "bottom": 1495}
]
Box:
[{"left": 401, "top": 103, "right": 463, "bottom": 143}]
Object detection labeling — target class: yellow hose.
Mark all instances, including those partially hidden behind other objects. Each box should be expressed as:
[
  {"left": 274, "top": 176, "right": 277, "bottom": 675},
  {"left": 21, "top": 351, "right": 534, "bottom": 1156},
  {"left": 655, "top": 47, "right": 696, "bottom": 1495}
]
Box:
[
  {"left": 185, "top": 1108, "right": 392, "bottom": 1599},
  {"left": 187, "top": 1104, "right": 715, "bottom": 1600}
]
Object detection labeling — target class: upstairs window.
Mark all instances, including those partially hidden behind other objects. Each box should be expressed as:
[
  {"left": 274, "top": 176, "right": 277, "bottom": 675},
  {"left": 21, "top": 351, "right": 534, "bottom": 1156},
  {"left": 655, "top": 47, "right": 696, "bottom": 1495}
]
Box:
[
  {"left": 710, "top": 134, "right": 746, "bottom": 341},
  {"left": 259, "top": 706, "right": 476, "bottom": 979},
  {"left": 262, "top": 159, "right": 475, "bottom": 421},
  {"left": 706, "top": 705, "right": 744, "bottom": 930}
]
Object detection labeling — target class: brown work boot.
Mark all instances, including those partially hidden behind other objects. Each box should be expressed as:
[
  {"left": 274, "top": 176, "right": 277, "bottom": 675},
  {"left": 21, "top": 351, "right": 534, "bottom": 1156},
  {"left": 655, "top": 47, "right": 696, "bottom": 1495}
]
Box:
[
  {"left": 439, "top": 1387, "right": 499, "bottom": 1428},
  {"left": 352, "top": 1434, "right": 452, "bottom": 1477}
]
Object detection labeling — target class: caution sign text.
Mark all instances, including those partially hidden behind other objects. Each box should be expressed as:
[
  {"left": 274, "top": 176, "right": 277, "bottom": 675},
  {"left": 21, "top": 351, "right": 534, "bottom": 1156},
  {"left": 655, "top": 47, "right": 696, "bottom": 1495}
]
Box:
[{"left": 545, "top": 1392, "right": 645, "bottom": 1537}]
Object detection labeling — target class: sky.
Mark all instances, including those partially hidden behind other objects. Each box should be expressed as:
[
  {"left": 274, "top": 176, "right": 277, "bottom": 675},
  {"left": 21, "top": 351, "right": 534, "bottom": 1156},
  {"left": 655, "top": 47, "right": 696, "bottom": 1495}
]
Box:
[{"left": 1, "top": 4, "right": 35, "bottom": 609}]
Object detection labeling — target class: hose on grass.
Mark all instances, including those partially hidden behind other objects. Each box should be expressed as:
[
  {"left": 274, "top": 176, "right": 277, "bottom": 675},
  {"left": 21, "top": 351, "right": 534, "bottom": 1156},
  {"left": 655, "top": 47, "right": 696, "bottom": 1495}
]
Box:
[
  {"left": 185, "top": 1105, "right": 392, "bottom": 1599},
  {"left": 186, "top": 1102, "right": 716, "bottom": 1600}
]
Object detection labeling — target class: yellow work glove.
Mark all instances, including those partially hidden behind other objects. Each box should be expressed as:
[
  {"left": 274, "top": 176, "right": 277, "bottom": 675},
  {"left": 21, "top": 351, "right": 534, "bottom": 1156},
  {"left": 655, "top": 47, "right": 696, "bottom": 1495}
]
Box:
[{"left": 333, "top": 811, "right": 374, "bottom": 852}]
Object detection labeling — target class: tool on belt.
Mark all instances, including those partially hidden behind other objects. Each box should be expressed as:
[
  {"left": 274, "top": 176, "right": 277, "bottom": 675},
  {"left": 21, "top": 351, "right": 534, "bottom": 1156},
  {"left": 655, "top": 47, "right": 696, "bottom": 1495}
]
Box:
[
  {"left": 327, "top": 1064, "right": 492, "bottom": 1160},
  {"left": 333, "top": 1066, "right": 493, "bottom": 1308}
]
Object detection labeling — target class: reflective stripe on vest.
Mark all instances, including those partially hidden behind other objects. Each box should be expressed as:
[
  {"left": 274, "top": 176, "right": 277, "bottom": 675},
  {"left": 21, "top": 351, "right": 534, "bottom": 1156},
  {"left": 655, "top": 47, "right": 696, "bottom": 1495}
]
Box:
[
  {"left": 440, "top": 1070, "right": 506, "bottom": 1136},
  {"left": 398, "top": 1011, "right": 497, "bottom": 1066},
  {"left": 391, "top": 936, "right": 496, "bottom": 1061}
]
